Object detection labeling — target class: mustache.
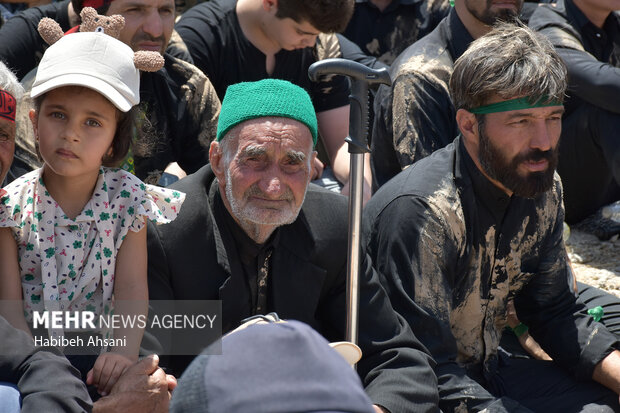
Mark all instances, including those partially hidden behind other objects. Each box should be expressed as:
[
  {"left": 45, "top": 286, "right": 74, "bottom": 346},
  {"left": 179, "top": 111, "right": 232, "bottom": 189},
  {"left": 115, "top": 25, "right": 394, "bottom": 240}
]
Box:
[
  {"left": 244, "top": 184, "right": 294, "bottom": 201},
  {"left": 133, "top": 33, "right": 166, "bottom": 44},
  {"left": 514, "top": 148, "right": 556, "bottom": 164}
]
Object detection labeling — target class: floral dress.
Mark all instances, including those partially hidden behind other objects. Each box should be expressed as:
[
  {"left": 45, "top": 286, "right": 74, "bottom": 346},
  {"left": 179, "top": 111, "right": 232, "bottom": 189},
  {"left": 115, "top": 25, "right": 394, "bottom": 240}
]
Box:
[{"left": 0, "top": 167, "right": 185, "bottom": 340}]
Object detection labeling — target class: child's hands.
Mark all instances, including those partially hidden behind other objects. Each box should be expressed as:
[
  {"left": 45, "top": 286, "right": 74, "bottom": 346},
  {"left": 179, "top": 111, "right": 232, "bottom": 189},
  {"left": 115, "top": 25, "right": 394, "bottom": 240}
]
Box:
[{"left": 86, "top": 352, "right": 135, "bottom": 396}]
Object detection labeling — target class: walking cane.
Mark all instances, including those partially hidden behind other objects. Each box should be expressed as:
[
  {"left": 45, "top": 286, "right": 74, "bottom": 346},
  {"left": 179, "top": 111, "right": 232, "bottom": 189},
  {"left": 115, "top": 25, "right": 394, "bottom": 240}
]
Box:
[{"left": 308, "top": 59, "right": 391, "bottom": 356}]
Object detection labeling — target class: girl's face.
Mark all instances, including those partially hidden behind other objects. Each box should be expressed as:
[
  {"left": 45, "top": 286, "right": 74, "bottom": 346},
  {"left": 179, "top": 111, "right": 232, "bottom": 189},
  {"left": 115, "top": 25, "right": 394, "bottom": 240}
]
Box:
[{"left": 30, "top": 86, "right": 118, "bottom": 181}]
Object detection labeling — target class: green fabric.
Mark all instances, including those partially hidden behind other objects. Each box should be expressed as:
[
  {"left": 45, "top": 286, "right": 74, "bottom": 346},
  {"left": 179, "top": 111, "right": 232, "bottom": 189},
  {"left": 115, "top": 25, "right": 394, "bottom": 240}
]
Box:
[
  {"left": 469, "top": 96, "right": 562, "bottom": 115},
  {"left": 511, "top": 323, "right": 529, "bottom": 337},
  {"left": 216, "top": 79, "right": 318, "bottom": 145},
  {"left": 588, "top": 306, "right": 604, "bottom": 322}
]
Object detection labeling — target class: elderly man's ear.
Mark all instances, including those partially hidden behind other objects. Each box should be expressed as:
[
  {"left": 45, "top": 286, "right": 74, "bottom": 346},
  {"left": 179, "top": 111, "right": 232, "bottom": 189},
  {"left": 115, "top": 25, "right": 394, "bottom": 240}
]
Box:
[{"left": 209, "top": 140, "right": 225, "bottom": 181}]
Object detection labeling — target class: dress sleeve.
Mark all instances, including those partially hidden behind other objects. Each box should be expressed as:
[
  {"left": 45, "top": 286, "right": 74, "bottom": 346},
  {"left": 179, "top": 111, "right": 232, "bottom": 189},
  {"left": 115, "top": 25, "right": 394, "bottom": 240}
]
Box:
[
  {"left": 0, "top": 176, "right": 32, "bottom": 229},
  {"left": 128, "top": 184, "right": 186, "bottom": 232}
]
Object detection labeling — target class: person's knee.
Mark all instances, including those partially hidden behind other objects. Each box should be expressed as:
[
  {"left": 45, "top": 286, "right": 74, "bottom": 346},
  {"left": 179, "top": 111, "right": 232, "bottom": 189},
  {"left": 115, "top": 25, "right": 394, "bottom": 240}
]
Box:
[{"left": 0, "top": 382, "right": 21, "bottom": 413}]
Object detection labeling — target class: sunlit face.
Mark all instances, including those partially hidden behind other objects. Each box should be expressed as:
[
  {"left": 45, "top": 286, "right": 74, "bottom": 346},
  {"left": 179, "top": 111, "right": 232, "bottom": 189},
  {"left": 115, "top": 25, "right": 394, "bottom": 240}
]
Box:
[
  {"left": 475, "top": 103, "right": 564, "bottom": 198},
  {"left": 464, "top": 0, "right": 523, "bottom": 25},
  {"left": 212, "top": 117, "right": 316, "bottom": 230},
  {"left": 0, "top": 118, "right": 15, "bottom": 184},
  {"left": 266, "top": 16, "right": 320, "bottom": 51},
  {"left": 106, "top": 0, "right": 175, "bottom": 54},
  {"left": 31, "top": 87, "right": 118, "bottom": 182}
]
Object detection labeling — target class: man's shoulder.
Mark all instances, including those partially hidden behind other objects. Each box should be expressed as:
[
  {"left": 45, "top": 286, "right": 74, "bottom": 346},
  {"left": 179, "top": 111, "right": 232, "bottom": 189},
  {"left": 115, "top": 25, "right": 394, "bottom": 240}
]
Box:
[
  {"left": 529, "top": 1, "right": 584, "bottom": 50},
  {"left": 301, "top": 184, "right": 349, "bottom": 221},
  {"left": 177, "top": 0, "right": 237, "bottom": 30},
  {"left": 366, "top": 143, "right": 459, "bottom": 218},
  {"left": 162, "top": 53, "right": 211, "bottom": 86},
  {"left": 390, "top": 17, "right": 453, "bottom": 80}
]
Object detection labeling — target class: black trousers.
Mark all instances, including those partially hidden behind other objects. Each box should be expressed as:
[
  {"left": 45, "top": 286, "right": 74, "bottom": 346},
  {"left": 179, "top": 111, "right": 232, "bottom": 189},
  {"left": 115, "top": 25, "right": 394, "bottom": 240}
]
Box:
[
  {"left": 487, "top": 348, "right": 620, "bottom": 413},
  {"left": 559, "top": 104, "right": 620, "bottom": 223}
]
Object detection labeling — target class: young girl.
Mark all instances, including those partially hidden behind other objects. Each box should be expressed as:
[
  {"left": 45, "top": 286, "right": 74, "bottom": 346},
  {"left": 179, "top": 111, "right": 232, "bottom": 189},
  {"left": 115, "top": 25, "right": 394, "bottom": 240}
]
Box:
[{"left": 0, "top": 31, "right": 184, "bottom": 397}]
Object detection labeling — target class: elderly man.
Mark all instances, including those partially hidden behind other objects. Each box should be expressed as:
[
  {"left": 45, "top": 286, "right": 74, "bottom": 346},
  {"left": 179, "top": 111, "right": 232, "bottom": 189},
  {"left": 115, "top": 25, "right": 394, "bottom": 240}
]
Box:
[
  {"left": 0, "top": 0, "right": 220, "bottom": 185},
  {"left": 364, "top": 24, "right": 620, "bottom": 412},
  {"left": 147, "top": 78, "right": 439, "bottom": 413}
]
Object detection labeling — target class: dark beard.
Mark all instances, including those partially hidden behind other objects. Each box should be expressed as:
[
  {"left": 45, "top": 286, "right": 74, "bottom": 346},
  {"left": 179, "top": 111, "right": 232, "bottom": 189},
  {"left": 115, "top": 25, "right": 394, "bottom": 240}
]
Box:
[
  {"left": 478, "top": 124, "right": 558, "bottom": 198},
  {"left": 470, "top": 0, "right": 522, "bottom": 25}
]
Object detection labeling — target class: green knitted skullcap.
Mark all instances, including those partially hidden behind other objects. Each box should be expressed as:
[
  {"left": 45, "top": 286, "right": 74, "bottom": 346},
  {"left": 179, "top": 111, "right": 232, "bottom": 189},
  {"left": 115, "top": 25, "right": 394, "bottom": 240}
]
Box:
[{"left": 216, "top": 79, "right": 318, "bottom": 145}]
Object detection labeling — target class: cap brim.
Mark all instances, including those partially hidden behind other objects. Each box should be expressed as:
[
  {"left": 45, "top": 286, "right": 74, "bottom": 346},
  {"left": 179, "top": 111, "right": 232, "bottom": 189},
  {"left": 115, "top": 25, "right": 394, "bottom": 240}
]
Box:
[{"left": 31, "top": 73, "right": 133, "bottom": 112}]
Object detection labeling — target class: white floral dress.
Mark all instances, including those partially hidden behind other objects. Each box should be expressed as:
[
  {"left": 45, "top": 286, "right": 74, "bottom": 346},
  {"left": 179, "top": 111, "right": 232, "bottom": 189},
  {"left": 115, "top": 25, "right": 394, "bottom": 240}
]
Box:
[{"left": 0, "top": 167, "right": 185, "bottom": 339}]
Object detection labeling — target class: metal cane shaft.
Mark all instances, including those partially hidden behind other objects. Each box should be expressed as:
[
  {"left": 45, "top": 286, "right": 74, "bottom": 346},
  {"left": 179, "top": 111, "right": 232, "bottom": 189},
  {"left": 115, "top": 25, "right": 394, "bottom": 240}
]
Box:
[{"left": 346, "top": 152, "right": 365, "bottom": 345}]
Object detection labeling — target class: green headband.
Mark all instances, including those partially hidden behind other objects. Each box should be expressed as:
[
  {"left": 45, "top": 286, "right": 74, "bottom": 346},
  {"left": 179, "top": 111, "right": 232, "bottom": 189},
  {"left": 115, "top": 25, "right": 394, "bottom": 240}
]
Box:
[
  {"left": 469, "top": 96, "right": 563, "bottom": 115},
  {"left": 217, "top": 79, "right": 318, "bottom": 145}
]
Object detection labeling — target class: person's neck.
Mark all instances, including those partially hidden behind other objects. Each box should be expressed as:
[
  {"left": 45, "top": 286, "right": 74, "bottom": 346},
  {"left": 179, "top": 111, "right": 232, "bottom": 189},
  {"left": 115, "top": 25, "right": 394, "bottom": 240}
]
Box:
[
  {"left": 67, "top": 1, "right": 80, "bottom": 27},
  {"left": 42, "top": 166, "right": 100, "bottom": 220},
  {"left": 454, "top": 2, "right": 492, "bottom": 39},
  {"left": 572, "top": 0, "right": 611, "bottom": 29},
  {"left": 236, "top": 0, "right": 282, "bottom": 56},
  {"left": 462, "top": 137, "right": 513, "bottom": 197},
  {"left": 370, "top": 0, "right": 394, "bottom": 12}
]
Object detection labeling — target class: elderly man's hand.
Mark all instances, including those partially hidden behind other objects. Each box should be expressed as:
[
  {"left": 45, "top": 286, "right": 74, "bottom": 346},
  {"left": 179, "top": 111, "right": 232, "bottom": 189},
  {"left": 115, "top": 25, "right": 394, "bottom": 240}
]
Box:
[{"left": 93, "top": 354, "right": 176, "bottom": 413}]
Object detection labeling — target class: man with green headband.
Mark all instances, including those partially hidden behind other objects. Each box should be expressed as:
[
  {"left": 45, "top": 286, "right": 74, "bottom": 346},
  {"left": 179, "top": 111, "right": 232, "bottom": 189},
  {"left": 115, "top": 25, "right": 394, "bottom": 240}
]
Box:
[
  {"left": 147, "top": 78, "right": 440, "bottom": 413},
  {"left": 364, "top": 24, "right": 620, "bottom": 411}
]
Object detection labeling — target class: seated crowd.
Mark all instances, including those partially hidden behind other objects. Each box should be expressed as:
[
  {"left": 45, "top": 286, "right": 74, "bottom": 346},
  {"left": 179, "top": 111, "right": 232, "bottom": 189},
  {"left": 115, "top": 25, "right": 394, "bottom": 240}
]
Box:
[{"left": 0, "top": 0, "right": 620, "bottom": 412}]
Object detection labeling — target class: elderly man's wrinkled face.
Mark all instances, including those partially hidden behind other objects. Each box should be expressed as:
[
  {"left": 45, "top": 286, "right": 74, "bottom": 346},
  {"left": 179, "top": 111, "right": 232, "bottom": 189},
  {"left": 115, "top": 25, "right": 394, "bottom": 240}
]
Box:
[
  {"left": 476, "top": 103, "right": 564, "bottom": 198},
  {"left": 216, "top": 117, "right": 316, "bottom": 232},
  {"left": 0, "top": 118, "right": 15, "bottom": 184}
]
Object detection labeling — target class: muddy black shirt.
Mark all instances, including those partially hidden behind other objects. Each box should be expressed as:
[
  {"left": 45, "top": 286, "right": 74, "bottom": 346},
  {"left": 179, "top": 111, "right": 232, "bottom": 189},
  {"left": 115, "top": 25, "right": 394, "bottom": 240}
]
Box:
[
  {"left": 529, "top": 0, "right": 620, "bottom": 117},
  {"left": 364, "top": 137, "right": 620, "bottom": 411},
  {"left": 175, "top": 0, "right": 351, "bottom": 112},
  {"left": 343, "top": 0, "right": 450, "bottom": 65},
  {"left": 371, "top": 8, "right": 472, "bottom": 189}
]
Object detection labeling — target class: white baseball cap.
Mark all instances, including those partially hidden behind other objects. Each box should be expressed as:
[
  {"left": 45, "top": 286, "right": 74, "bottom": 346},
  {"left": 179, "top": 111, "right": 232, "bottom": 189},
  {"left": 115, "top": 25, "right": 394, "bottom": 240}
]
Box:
[{"left": 31, "top": 32, "right": 140, "bottom": 112}]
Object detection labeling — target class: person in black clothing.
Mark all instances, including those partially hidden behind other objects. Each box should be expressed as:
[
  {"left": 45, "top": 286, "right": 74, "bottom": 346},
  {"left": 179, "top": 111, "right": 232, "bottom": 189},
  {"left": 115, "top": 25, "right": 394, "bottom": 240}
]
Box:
[
  {"left": 342, "top": 0, "right": 450, "bottom": 66},
  {"left": 175, "top": 0, "right": 377, "bottom": 203},
  {"left": 529, "top": 0, "right": 620, "bottom": 229},
  {"left": 370, "top": 0, "right": 526, "bottom": 190},
  {"left": 147, "top": 79, "right": 440, "bottom": 413},
  {"left": 0, "top": 0, "right": 221, "bottom": 186},
  {"left": 365, "top": 23, "right": 620, "bottom": 412}
]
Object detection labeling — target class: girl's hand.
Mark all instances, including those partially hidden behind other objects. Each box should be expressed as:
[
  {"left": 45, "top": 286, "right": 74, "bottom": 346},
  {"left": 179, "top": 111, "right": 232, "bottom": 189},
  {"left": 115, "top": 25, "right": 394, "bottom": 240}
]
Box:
[{"left": 87, "top": 352, "right": 135, "bottom": 396}]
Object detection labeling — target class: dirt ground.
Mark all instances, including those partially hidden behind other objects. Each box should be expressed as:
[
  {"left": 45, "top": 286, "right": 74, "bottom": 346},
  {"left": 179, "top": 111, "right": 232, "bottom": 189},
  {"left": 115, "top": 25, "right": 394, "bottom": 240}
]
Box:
[{"left": 566, "top": 228, "right": 620, "bottom": 298}]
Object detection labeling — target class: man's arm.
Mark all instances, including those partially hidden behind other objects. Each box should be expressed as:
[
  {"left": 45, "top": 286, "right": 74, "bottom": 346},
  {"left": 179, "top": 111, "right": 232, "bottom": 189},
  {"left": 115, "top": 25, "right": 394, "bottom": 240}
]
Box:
[
  {"left": 554, "top": 46, "right": 620, "bottom": 114},
  {"left": 515, "top": 181, "right": 619, "bottom": 379},
  {"left": 316, "top": 105, "right": 373, "bottom": 203},
  {"left": 0, "top": 315, "right": 92, "bottom": 412}
]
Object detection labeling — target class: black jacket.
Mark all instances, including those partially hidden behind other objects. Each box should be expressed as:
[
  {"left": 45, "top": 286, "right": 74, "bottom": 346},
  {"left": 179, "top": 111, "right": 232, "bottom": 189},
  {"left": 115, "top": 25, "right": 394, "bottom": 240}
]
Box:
[
  {"left": 364, "top": 137, "right": 620, "bottom": 411},
  {"left": 147, "top": 164, "right": 440, "bottom": 413}
]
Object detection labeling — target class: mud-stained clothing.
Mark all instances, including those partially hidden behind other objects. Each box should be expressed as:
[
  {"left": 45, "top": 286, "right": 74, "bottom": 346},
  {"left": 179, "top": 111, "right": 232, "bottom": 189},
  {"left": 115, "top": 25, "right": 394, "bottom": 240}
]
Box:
[
  {"left": 133, "top": 55, "right": 220, "bottom": 184},
  {"left": 371, "top": 8, "right": 471, "bottom": 189},
  {"left": 174, "top": 0, "right": 352, "bottom": 112},
  {"left": 364, "top": 137, "right": 620, "bottom": 411},
  {"left": 529, "top": 0, "right": 620, "bottom": 222},
  {"left": 343, "top": 0, "right": 450, "bottom": 66}
]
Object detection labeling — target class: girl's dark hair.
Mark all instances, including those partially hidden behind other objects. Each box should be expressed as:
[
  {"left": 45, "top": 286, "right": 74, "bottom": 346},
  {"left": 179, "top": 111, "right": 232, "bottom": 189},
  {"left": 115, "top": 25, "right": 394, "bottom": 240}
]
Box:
[{"left": 33, "top": 90, "right": 139, "bottom": 167}]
